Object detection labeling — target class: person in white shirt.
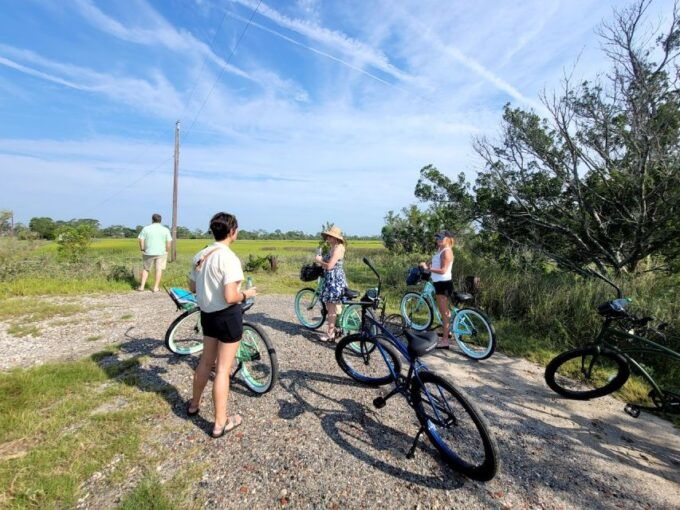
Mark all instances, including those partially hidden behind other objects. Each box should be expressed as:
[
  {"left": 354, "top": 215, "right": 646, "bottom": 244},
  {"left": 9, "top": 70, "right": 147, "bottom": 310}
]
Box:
[
  {"left": 420, "top": 231, "right": 455, "bottom": 349},
  {"left": 186, "top": 212, "right": 257, "bottom": 438}
]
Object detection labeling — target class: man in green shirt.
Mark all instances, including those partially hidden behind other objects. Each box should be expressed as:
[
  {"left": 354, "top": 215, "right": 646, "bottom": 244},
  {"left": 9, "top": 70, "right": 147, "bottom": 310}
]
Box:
[{"left": 137, "top": 213, "right": 173, "bottom": 292}]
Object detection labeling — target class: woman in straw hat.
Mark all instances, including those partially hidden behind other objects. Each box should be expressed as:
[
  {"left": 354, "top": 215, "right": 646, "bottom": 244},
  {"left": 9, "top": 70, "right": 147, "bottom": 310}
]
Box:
[{"left": 315, "top": 225, "right": 347, "bottom": 342}]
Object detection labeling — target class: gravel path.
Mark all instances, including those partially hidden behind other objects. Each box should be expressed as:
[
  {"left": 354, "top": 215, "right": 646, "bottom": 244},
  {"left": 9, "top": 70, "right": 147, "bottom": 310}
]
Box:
[{"left": 1, "top": 292, "right": 678, "bottom": 509}]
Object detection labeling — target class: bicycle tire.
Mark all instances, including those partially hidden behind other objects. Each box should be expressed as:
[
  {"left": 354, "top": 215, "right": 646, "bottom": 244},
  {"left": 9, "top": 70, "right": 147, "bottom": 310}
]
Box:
[
  {"left": 545, "top": 347, "right": 630, "bottom": 400},
  {"left": 234, "top": 322, "right": 279, "bottom": 394},
  {"left": 411, "top": 371, "right": 499, "bottom": 481},
  {"left": 400, "top": 292, "right": 433, "bottom": 331},
  {"left": 165, "top": 308, "right": 203, "bottom": 355},
  {"left": 335, "top": 334, "right": 402, "bottom": 387},
  {"left": 451, "top": 307, "right": 496, "bottom": 360},
  {"left": 294, "top": 288, "right": 326, "bottom": 330}
]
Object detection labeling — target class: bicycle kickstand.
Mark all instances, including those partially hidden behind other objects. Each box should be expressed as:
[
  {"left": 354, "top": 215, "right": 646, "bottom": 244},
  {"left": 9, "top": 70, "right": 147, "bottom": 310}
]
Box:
[{"left": 406, "top": 426, "right": 426, "bottom": 459}]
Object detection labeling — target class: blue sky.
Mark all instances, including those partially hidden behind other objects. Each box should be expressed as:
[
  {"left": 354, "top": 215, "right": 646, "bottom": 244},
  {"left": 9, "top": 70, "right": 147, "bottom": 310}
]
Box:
[{"left": 0, "top": 0, "right": 674, "bottom": 235}]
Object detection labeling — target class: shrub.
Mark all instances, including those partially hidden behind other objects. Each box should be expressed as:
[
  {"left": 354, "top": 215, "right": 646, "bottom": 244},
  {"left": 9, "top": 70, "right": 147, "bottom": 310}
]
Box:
[{"left": 55, "top": 225, "right": 95, "bottom": 263}]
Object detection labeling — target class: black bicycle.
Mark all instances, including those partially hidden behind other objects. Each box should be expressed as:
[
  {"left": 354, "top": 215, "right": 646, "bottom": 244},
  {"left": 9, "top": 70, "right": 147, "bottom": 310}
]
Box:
[
  {"left": 545, "top": 286, "right": 680, "bottom": 418},
  {"left": 334, "top": 258, "right": 499, "bottom": 481}
]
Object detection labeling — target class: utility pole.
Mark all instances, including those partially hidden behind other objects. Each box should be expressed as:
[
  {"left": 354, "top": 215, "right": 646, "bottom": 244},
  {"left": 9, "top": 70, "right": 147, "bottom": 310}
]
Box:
[{"left": 171, "top": 120, "right": 180, "bottom": 262}]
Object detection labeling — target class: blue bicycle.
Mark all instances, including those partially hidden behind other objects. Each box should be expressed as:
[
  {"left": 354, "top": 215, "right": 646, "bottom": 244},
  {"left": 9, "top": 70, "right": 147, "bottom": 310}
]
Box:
[{"left": 334, "top": 258, "right": 499, "bottom": 481}]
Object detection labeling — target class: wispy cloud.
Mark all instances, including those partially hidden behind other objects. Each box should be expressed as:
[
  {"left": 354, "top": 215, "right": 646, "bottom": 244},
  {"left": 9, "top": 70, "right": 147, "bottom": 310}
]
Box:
[
  {"left": 231, "top": 0, "right": 414, "bottom": 83},
  {"left": 69, "top": 0, "right": 308, "bottom": 102},
  {"left": 0, "top": 45, "right": 184, "bottom": 117}
]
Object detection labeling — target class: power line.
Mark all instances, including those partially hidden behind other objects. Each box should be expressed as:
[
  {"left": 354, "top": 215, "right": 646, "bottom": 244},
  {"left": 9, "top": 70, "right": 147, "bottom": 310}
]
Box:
[
  {"left": 80, "top": 0, "right": 262, "bottom": 217},
  {"left": 183, "top": 0, "right": 263, "bottom": 141}
]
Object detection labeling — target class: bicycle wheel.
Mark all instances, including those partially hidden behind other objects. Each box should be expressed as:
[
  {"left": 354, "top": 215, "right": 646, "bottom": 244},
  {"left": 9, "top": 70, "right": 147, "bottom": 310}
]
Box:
[
  {"left": 400, "top": 293, "right": 433, "bottom": 331},
  {"left": 451, "top": 308, "right": 496, "bottom": 360},
  {"left": 294, "top": 288, "right": 326, "bottom": 330},
  {"left": 234, "top": 323, "right": 279, "bottom": 394},
  {"left": 412, "top": 371, "right": 499, "bottom": 481},
  {"left": 383, "top": 313, "right": 406, "bottom": 339},
  {"left": 340, "top": 304, "right": 363, "bottom": 335},
  {"left": 335, "top": 334, "right": 402, "bottom": 387},
  {"left": 165, "top": 308, "right": 203, "bottom": 355},
  {"left": 545, "top": 347, "right": 630, "bottom": 400}
]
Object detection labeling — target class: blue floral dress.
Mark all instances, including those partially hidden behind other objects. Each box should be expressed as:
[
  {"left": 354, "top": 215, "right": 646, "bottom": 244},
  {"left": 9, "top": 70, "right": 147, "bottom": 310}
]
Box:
[{"left": 319, "top": 254, "right": 347, "bottom": 303}]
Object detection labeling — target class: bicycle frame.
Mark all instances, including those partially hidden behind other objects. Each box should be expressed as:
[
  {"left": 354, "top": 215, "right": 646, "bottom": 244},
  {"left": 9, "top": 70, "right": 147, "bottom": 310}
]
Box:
[
  {"left": 410, "top": 281, "right": 466, "bottom": 330},
  {"left": 356, "top": 305, "right": 455, "bottom": 429},
  {"left": 593, "top": 319, "right": 680, "bottom": 408}
]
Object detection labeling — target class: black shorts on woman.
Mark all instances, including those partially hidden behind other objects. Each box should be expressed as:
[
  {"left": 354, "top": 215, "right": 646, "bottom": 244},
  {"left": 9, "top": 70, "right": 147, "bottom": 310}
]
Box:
[
  {"left": 200, "top": 305, "right": 243, "bottom": 343},
  {"left": 433, "top": 280, "right": 453, "bottom": 297}
]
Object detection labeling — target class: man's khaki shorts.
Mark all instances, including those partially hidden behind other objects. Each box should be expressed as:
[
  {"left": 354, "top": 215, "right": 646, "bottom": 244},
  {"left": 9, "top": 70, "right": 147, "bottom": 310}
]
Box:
[{"left": 142, "top": 254, "right": 167, "bottom": 271}]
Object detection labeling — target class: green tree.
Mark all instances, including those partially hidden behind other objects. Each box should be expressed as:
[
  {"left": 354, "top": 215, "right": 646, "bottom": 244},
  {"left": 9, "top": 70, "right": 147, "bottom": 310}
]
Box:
[
  {"left": 29, "top": 217, "right": 57, "bottom": 239},
  {"left": 0, "top": 210, "right": 12, "bottom": 236},
  {"left": 471, "top": 0, "right": 680, "bottom": 279},
  {"left": 381, "top": 165, "right": 473, "bottom": 253}
]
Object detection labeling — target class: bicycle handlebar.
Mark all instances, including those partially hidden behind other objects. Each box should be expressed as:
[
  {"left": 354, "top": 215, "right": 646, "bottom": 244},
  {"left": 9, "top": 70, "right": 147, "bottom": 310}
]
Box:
[{"left": 363, "top": 257, "right": 381, "bottom": 296}]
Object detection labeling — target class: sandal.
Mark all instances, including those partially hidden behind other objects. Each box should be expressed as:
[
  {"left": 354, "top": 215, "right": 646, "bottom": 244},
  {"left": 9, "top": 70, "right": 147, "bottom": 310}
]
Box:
[
  {"left": 212, "top": 414, "right": 242, "bottom": 438},
  {"left": 187, "top": 401, "right": 200, "bottom": 417}
]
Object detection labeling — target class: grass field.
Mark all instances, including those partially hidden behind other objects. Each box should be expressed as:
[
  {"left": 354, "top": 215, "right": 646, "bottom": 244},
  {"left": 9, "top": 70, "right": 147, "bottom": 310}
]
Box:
[{"left": 11, "top": 238, "right": 385, "bottom": 296}]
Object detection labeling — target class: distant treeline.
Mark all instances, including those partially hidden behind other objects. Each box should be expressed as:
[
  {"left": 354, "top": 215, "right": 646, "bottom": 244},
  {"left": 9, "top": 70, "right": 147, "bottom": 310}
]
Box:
[{"left": 0, "top": 214, "right": 379, "bottom": 241}]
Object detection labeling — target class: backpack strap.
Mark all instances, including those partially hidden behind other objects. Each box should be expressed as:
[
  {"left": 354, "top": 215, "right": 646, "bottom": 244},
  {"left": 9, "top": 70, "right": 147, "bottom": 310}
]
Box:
[{"left": 195, "top": 247, "right": 222, "bottom": 271}]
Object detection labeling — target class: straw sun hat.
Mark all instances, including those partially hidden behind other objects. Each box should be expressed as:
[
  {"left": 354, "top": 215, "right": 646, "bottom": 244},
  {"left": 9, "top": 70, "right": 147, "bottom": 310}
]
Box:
[{"left": 322, "top": 225, "right": 345, "bottom": 243}]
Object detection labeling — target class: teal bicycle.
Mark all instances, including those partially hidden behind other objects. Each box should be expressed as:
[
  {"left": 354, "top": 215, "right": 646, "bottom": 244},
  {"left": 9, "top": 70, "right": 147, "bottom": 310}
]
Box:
[
  {"left": 294, "top": 274, "right": 365, "bottom": 339},
  {"left": 164, "top": 288, "right": 279, "bottom": 395},
  {"left": 400, "top": 272, "right": 496, "bottom": 360}
]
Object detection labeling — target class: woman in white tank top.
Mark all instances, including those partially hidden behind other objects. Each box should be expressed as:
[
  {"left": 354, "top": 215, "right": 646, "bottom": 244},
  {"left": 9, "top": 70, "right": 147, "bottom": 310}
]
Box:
[{"left": 420, "top": 231, "right": 455, "bottom": 348}]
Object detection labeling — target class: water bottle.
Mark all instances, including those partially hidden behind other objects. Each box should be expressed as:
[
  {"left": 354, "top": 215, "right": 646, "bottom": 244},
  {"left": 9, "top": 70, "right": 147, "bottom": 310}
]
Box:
[{"left": 245, "top": 276, "right": 254, "bottom": 305}]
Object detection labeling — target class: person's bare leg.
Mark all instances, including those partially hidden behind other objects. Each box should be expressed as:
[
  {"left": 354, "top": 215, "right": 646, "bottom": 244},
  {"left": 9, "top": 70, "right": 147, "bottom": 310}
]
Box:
[
  {"left": 437, "top": 294, "right": 451, "bottom": 347},
  {"left": 139, "top": 269, "right": 149, "bottom": 290},
  {"left": 213, "top": 340, "right": 241, "bottom": 433},
  {"left": 324, "top": 302, "right": 337, "bottom": 340},
  {"left": 191, "top": 336, "right": 218, "bottom": 412},
  {"left": 153, "top": 267, "right": 163, "bottom": 292}
]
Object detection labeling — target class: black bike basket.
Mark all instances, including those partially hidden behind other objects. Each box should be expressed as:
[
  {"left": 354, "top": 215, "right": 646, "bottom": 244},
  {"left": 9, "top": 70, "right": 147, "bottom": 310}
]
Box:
[
  {"left": 405, "top": 266, "right": 430, "bottom": 285},
  {"left": 300, "top": 264, "right": 323, "bottom": 282}
]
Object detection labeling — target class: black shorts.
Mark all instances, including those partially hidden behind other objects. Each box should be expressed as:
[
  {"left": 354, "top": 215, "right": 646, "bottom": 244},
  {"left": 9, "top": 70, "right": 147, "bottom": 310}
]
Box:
[
  {"left": 200, "top": 305, "right": 243, "bottom": 343},
  {"left": 432, "top": 280, "right": 453, "bottom": 297}
]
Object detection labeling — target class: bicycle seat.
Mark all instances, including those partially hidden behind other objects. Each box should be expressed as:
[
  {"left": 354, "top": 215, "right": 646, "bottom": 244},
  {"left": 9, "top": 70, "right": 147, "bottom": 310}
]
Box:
[
  {"left": 453, "top": 292, "right": 473, "bottom": 303},
  {"left": 404, "top": 329, "right": 438, "bottom": 357},
  {"left": 343, "top": 288, "right": 360, "bottom": 300},
  {"left": 241, "top": 302, "right": 254, "bottom": 313}
]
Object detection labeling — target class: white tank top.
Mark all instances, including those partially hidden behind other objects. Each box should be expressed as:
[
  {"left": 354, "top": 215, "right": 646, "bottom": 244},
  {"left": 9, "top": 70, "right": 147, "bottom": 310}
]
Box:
[{"left": 431, "top": 247, "right": 452, "bottom": 282}]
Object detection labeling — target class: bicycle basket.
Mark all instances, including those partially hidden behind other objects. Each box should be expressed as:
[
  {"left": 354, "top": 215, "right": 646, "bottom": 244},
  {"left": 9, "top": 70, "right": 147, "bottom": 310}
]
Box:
[
  {"left": 169, "top": 287, "right": 198, "bottom": 310},
  {"left": 300, "top": 264, "right": 323, "bottom": 282},
  {"left": 406, "top": 267, "right": 421, "bottom": 285},
  {"left": 405, "top": 266, "right": 430, "bottom": 285}
]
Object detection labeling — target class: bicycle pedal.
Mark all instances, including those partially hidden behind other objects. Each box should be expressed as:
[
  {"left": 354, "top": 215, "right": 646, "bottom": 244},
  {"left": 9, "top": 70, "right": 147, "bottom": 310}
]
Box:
[
  {"left": 624, "top": 404, "right": 640, "bottom": 418},
  {"left": 373, "top": 396, "right": 386, "bottom": 409}
]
